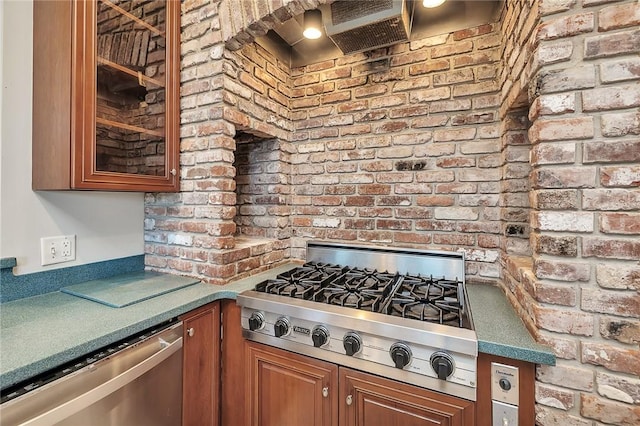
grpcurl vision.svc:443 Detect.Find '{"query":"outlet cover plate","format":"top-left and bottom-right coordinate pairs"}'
top-left (41, 235), bottom-right (76, 266)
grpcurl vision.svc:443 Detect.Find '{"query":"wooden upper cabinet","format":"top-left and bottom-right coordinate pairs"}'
top-left (32, 0), bottom-right (180, 191)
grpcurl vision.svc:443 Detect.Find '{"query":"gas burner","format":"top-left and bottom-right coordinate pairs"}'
top-left (314, 268), bottom-right (396, 311)
top-left (255, 262), bottom-right (348, 299)
top-left (386, 296), bottom-right (462, 326)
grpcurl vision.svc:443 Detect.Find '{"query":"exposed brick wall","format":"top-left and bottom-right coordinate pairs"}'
top-left (525, 0), bottom-right (640, 424)
top-left (285, 24), bottom-right (503, 281)
top-left (144, 0), bottom-right (640, 423)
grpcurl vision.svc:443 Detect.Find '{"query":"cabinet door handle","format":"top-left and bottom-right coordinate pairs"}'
top-left (187, 328), bottom-right (194, 337)
top-left (346, 394), bottom-right (353, 406)
top-left (322, 387), bottom-right (329, 398)
top-left (170, 168), bottom-right (177, 176)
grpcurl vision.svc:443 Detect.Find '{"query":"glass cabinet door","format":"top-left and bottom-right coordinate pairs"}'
top-left (74, 0), bottom-right (179, 191)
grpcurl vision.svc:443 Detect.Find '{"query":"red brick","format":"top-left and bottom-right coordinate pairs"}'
top-left (600, 317), bottom-right (640, 345)
top-left (529, 117), bottom-right (594, 142)
top-left (433, 233), bottom-right (475, 246)
top-left (601, 111), bottom-right (640, 137)
top-left (534, 282), bottom-right (577, 306)
top-left (600, 57), bottom-right (640, 83)
top-left (416, 195), bottom-right (454, 206)
top-left (394, 232), bottom-right (432, 245)
top-left (583, 237), bottom-right (640, 260)
top-left (534, 305), bottom-right (593, 336)
top-left (596, 264), bottom-right (640, 291)
top-left (538, 333), bottom-right (578, 360)
top-left (532, 167), bottom-right (596, 189)
top-left (536, 65), bottom-right (596, 94)
top-left (595, 371), bottom-right (640, 404)
top-left (601, 166), bottom-right (640, 187)
top-left (580, 394), bottom-right (640, 425)
top-left (582, 141), bottom-right (640, 163)
top-left (584, 29), bottom-right (640, 59)
top-left (534, 235), bottom-right (578, 256)
top-left (376, 219), bottom-right (412, 230)
top-left (600, 212), bottom-right (640, 235)
top-left (583, 84), bottom-right (640, 112)
top-left (344, 196), bottom-right (375, 207)
top-left (531, 142), bottom-right (576, 165)
top-left (409, 59), bottom-right (450, 76)
top-left (532, 189), bottom-right (579, 210)
top-left (453, 49), bottom-right (500, 68)
top-left (453, 24), bottom-right (493, 40)
top-left (395, 207), bottom-right (432, 219)
top-left (533, 211), bottom-right (594, 232)
top-left (431, 41), bottom-right (473, 58)
top-left (582, 189), bottom-right (640, 211)
top-left (535, 383), bottom-right (575, 410)
top-left (582, 288), bottom-right (640, 318)
top-left (598, 2), bottom-right (640, 31)
top-left (534, 259), bottom-right (590, 282)
top-left (536, 12), bottom-right (594, 40)
top-left (536, 40), bottom-right (574, 66)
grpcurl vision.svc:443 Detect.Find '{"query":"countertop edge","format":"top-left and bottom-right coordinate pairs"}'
top-left (1, 264), bottom-right (555, 389)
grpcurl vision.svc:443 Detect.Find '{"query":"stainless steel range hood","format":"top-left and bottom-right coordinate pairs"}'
top-left (323, 0), bottom-right (411, 55)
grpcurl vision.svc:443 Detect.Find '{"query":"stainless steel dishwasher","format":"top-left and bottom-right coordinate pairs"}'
top-left (0, 321), bottom-right (183, 426)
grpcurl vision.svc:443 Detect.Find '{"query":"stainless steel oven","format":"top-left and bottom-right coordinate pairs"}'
top-left (0, 321), bottom-right (183, 426)
top-left (237, 241), bottom-right (478, 401)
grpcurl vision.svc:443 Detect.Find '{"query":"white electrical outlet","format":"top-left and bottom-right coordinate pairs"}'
top-left (41, 235), bottom-right (76, 266)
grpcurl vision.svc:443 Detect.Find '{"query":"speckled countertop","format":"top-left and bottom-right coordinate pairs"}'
top-left (0, 263), bottom-right (553, 389)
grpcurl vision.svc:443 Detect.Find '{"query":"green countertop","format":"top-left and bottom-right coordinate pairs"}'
top-left (0, 263), bottom-right (553, 390)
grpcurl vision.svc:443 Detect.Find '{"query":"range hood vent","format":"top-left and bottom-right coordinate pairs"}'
top-left (324, 0), bottom-right (411, 55)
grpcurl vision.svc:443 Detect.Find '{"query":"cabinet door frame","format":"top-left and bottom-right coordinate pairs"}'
top-left (71, 0), bottom-right (180, 191)
top-left (246, 341), bottom-right (339, 426)
top-left (339, 367), bottom-right (475, 426)
top-left (181, 302), bottom-right (221, 426)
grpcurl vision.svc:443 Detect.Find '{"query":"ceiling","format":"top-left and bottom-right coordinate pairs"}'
top-left (255, 0), bottom-right (503, 68)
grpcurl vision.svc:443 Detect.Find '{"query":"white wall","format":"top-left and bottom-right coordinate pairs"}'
top-left (0, 0), bottom-right (144, 275)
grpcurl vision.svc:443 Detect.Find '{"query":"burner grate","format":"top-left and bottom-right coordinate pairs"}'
top-left (254, 262), bottom-right (469, 328)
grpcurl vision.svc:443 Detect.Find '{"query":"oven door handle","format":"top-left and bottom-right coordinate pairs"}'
top-left (18, 336), bottom-right (183, 426)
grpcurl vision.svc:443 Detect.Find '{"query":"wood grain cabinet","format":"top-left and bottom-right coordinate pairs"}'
top-left (32, 0), bottom-right (180, 191)
top-left (246, 342), bottom-right (339, 426)
top-left (340, 368), bottom-right (475, 426)
top-left (181, 302), bottom-right (221, 426)
top-left (243, 340), bottom-right (475, 426)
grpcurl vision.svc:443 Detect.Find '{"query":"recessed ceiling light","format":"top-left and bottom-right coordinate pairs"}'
top-left (423, 0), bottom-right (446, 8)
top-left (303, 9), bottom-right (322, 39)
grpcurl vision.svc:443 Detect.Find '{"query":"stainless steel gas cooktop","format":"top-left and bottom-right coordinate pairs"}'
top-left (237, 242), bottom-right (478, 401)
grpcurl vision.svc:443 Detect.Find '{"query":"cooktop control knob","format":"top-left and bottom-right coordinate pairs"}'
top-left (312, 326), bottom-right (330, 348)
top-left (343, 332), bottom-right (362, 356)
top-left (274, 317), bottom-right (290, 338)
top-left (430, 352), bottom-right (455, 380)
top-left (390, 343), bottom-right (412, 369)
top-left (248, 312), bottom-right (265, 331)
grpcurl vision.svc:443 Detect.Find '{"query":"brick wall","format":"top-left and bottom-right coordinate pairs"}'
top-left (501, 0), bottom-right (640, 424)
top-left (144, 0), bottom-right (640, 423)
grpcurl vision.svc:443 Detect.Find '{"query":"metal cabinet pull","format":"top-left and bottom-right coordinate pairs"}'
top-left (322, 387), bottom-right (329, 398)
top-left (346, 394), bottom-right (353, 406)
top-left (187, 328), bottom-right (194, 337)
top-left (170, 168), bottom-right (177, 176)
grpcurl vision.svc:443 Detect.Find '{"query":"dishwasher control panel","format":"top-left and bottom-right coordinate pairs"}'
top-left (491, 362), bottom-right (519, 426)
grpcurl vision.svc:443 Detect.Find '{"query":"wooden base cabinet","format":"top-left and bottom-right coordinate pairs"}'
top-left (181, 302), bottom-right (220, 426)
top-left (247, 342), bottom-right (339, 426)
top-left (340, 368), bottom-right (475, 426)
top-left (244, 341), bottom-right (475, 426)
